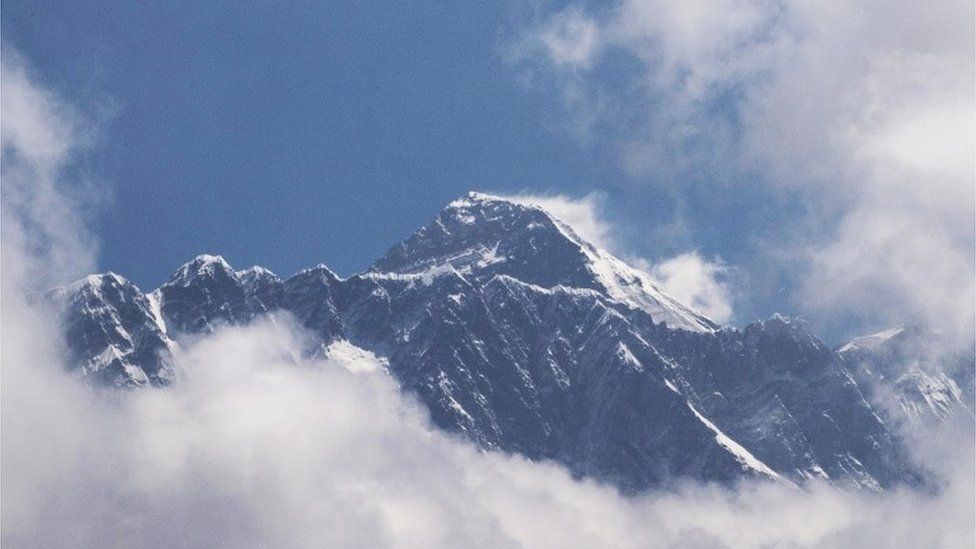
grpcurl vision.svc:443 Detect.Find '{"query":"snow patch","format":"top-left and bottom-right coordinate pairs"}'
top-left (686, 402), bottom-right (787, 483)
top-left (836, 327), bottom-right (905, 354)
top-left (323, 340), bottom-right (388, 373)
top-left (146, 290), bottom-right (167, 333)
top-left (169, 254), bottom-right (235, 287)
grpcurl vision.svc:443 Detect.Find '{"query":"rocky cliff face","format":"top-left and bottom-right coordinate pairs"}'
top-left (49, 273), bottom-right (177, 388)
top-left (50, 192), bottom-right (936, 492)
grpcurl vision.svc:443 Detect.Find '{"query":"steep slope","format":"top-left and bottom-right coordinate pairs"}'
top-left (51, 192), bottom-right (925, 492)
top-left (665, 316), bottom-right (915, 490)
top-left (50, 273), bottom-right (178, 387)
top-left (155, 254), bottom-right (280, 334)
top-left (335, 270), bottom-right (769, 489)
top-left (372, 193), bottom-right (717, 333)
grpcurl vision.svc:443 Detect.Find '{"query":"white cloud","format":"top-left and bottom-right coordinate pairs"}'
top-left (535, 8), bottom-right (602, 69)
top-left (1, 46), bottom-right (99, 288)
top-left (3, 312), bottom-right (973, 548)
top-left (502, 191), bottom-right (615, 250)
top-left (650, 252), bottom-right (734, 323)
top-left (511, 1), bottom-right (975, 342)
top-left (612, 0), bottom-right (780, 101)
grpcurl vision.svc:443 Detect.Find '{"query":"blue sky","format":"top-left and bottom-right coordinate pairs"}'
top-left (3, 1), bottom-right (973, 343)
top-left (1, 2), bottom-right (618, 280)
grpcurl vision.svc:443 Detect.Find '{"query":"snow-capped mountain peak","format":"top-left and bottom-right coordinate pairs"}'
top-left (167, 254), bottom-right (236, 287)
top-left (50, 271), bottom-right (178, 388)
top-left (372, 191), bottom-right (716, 332)
top-left (52, 271), bottom-right (130, 298)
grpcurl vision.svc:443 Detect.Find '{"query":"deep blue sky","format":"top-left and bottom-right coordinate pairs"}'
top-left (2, 2), bottom-right (810, 331)
top-left (3, 3), bottom-right (609, 279)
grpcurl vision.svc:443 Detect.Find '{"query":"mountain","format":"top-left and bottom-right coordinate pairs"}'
top-left (372, 192), bottom-right (717, 332)
top-left (49, 273), bottom-right (177, 387)
top-left (50, 192), bottom-right (927, 492)
top-left (836, 326), bottom-right (974, 424)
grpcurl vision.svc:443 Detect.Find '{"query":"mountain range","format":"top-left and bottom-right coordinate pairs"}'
top-left (49, 192), bottom-right (972, 492)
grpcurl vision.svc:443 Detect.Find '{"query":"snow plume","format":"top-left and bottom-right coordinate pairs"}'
top-left (3, 47), bottom-right (974, 549)
top-left (503, 192), bottom-right (734, 322)
top-left (502, 191), bottom-right (616, 250)
top-left (511, 1), bottom-right (975, 345)
top-left (649, 252), bottom-right (733, 324)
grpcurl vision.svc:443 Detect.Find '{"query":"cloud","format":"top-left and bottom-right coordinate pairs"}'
top-left (1, 45), bottom-right (100, 288)
top-left (530, 8), bottom-right (602, 69)
top-left (650, 252), bottom-right (733, 323)
top-left (510, 1), bottom-right (976, 342)
top-left (502, 191), bottom-right (616, 250)
top-left (2, 311), bottom-right (973, 548)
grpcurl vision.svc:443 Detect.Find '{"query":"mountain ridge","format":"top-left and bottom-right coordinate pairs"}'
top-left (50, 191), bottom-right (957, 492)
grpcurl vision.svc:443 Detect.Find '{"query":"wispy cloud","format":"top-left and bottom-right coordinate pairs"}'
top-left (501, 191), bottom-right (616, 250)
top-left (649, 252), bottom-right (733, 323)
top-left (524, 8), bottom-right (602, 69)
top-left (509, 1), bottom-right (975, 342)
top-left (1, 45), bottom-right (101, 289)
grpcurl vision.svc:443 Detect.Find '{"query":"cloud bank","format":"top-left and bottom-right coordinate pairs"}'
top-left (4, 313), bottom-right (974, 549)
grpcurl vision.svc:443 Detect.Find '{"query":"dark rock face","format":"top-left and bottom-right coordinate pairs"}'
top-left (372, 194), bottom-right (600, 291)
top-left (49, 273), bottom-right (177, 388)
top-left (50, 192), bottom-right (935, 492)
top-left (156, 255), bottom-right (278, 334)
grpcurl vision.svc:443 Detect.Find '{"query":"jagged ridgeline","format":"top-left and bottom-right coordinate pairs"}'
top-left (50, 192), bottom-right (970, 493)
